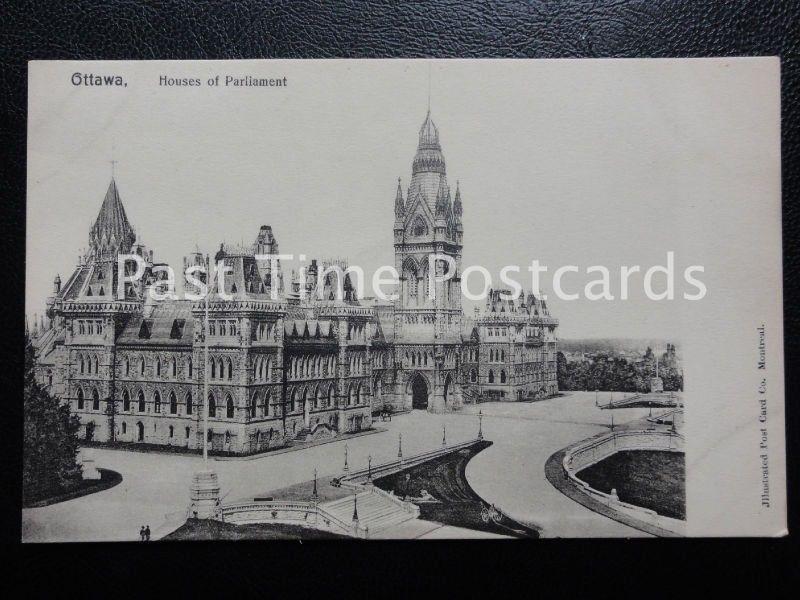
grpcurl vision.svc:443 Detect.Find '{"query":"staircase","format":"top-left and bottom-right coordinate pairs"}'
top-left (319, 488), bottom-right (416, 535)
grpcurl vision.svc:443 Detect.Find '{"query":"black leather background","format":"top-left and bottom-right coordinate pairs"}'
top-left (1, 0), bottom-right (797, 561)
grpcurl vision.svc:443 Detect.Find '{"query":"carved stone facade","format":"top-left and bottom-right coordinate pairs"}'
top-left (32, 110), bottom-right (559, 454)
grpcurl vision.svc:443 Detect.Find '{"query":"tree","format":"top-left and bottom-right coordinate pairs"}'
top-left (556, 351), bottom-right (568, 389)
top-left (23, 333), bottom-right (82, 504)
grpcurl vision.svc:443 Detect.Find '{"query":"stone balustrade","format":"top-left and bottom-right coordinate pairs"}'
top-left (562, 429), bottom-right (685, 536)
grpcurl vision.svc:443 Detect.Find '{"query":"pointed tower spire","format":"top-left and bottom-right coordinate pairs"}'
top-left (454, 180), bottom-right (463, 217)
top-left (394, 177), bottom-right (405, 218)
top-left (89, 178), bottom-right (136, 258)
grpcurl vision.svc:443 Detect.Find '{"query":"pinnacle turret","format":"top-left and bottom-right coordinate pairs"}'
top-left (394, 178), bottom-right (405, 218)
top-left (454, 180), bottom-right (463, 217)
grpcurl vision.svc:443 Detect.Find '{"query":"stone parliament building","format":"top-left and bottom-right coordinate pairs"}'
top-left (32, 111), bottom-right (559, 455)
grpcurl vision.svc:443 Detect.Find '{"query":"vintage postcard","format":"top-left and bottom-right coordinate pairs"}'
top-left (23, 58), bottom-right (785, 540)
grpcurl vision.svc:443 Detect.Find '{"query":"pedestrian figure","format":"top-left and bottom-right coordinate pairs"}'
top-left (139, 526), bottom-right (145, 541)
top-left (145, 525), bottom-right (151, 541)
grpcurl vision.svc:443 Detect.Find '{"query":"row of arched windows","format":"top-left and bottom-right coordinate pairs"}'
top-left (76, 387), bottom-right (100, 410)
top-left (486, 327), bottom-right (508, 337)
top-left (405, 349), bottom-right (432, 367)
top-left (119, 389), bottom-right (192, 415)
top-left (252, 356), bottom-right (274, 381)
top-left (487, 369), bottom-right (507, 384)
top-left (349, 354), bottom-right (365, 375)
top-left (488, 348), bottom-right (506, 362)
top-left (290, 355), bottom-right (335, 380)
top-left (373, 350), bottom-right (390, 369)
top-left (123, 355), bottom-right (193, 379)
top-left (289, 384), bottom-right (337, 412)
top-left (210, 356), bottom-right (234, 380)
top-left (77, 353), bottom-right (100, 375)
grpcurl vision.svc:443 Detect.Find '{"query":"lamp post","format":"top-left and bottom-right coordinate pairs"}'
top-left (478, 410), bottom-right (483, 440)
top-left (343, 443), bottom-right (349, 474)
top-left (367, 454), bottom-right (372, 482)
top-left (398, 432), bottom-right (403, 463)
top-left (442, 424), bottom-right (447, 447)
top-left (312, 467), bottom-right (318, 501)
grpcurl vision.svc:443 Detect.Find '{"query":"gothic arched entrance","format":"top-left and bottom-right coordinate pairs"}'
top-left (136, 421), bottom-right (144, 442)
top-left (410, 373), bottom-right (428, 410)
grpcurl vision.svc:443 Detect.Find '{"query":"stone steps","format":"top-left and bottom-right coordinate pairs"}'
top-left (320, 489), bottom-right (414, 533)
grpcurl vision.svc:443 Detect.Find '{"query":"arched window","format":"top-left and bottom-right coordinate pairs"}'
top-left (208, 393), bottom-right (216, 418)
top-left (357, 383), bottom-right (364, 404)
top-left (254, 359), bottom-right (260, 380)
top-left (348, 385), bottom-right (356, 406)
top-left (187, 358), bottom-right (193, 378)
top-left (262, 392), bottom-right (270, 417)
top-left (488, 370), bottom-right (495, 384)
top-left (125, 357), bottom-right (130, 376)
top-left (138, 390), bottom-right (145, 412)
top-left (77, 388), bottom-right (84, 410)
top-left (501, 350), bottom-right (505, 362)
top-left (79, 355), bottom-right (85, 374)
top-left (154, 391), bottom-right (161, 413)
top-left (185, 426), bottom-right (190, 439)
top-left (291, 389), bottom-right (298, 412)
top-left (169, 425), bottom-right (174, 438)
top-left (226, 395), bottom-right (234, 418)
top-left (94, 356), bottom-right (99, 374)
top-left (500, 370), bottom-right (507, 383)
top-left (211, 359), bottom-right (216, 379)
top-left (122, 422), bottom-right (127, 434)
top-left (250, 393), bottom-right (258, 418)
top-left (92, 388), bottom-right (100, 410)
top-left (267, 358), bottom-right (273, 381)
top-left (171, 357), bottom-right (177, 377)
top-left (470, 369), bottom-right (477, 383)
top-left (411, 216), bottom-right (427, 237)
top-left (313, 386), bottom-right (320, 409)
top-left (226, 358), bottom-right (233, 380)
top-left (122, 389), bottom-right (130, 412)
top-left (169, 391), bottom-right (177, 414)
top-left (328, 385), bottom-right (335, 408)
top-left (140, 356), bottom-right (146, 376)
top-left (156, 358), bottom-right (162, 377)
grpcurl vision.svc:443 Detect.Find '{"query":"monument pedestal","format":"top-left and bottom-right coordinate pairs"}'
top-left (80, 448), bottom-right (101, 480)
top-left (189, 469), bottom-right (221, 520)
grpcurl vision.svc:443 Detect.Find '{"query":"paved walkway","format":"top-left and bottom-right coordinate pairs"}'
top-left (23, 391), bottom-right (654, 541)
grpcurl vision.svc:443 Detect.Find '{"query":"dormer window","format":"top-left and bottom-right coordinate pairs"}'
top-left (170, 319), bottom-right (186, 339)
top-left (138, 320), bottom-right (152, 339)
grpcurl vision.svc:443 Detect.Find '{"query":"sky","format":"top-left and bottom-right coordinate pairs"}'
top-left (26, 59), bottom-right (780, 339)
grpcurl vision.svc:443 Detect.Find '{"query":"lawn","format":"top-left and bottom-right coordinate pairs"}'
top-left (23, 469), bottom-right (122, 508)
top-left (576, 450), bottom-right (685, 520)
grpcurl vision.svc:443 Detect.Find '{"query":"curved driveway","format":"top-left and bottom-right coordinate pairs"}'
top-left (23, 391), bottom-right (650, 541)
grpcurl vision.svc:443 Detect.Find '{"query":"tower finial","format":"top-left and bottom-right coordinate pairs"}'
top-left (427, 62), bottom-right (431, 114)
top-left (110, 142), bottom-right (118, 178)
